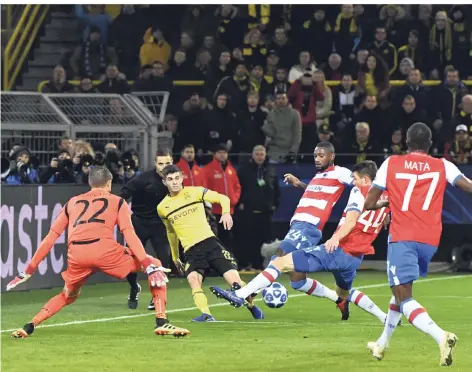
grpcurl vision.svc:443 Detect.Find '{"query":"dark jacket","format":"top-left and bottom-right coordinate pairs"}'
top-left (341, 137), bottom-right (383, 166)
top-left (390, 108), bottom-right (429, 135)
top-left (370, 40), bottom-right (398, 76)
top-left (214, 75), bottom-right (252, 112)
top-left (287, 81), bottom-right (324, 126)
top-left (237, 159), bottom-right (280, 213)
top-left (236, 107), bottom-right (267, 153)
top-left (204, 106), bottom-right (237, 152)
top-left (393, 84), bottom-right (429, 113)
top-left (352, 106), bottom-right (385, 139)
top-left (97, 78), bottom-right (130, 94)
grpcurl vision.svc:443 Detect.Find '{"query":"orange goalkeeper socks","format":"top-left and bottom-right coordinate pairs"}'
top-left (149, 283), bottom-right (167, 320)
top-left (32, 291), bottom-right (78, 326)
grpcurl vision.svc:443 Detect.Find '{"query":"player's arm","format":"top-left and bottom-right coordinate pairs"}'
top-left (284, 173), bottom-right (307, 190)
top-left (201, 188), bottom-right (233, 230)
top-left (118, 173), bottom-right (143, 200)
top-left (443, 158), bottom-right (472, 194)
top-left (7, 204), bottom-right (69, 290)
top-left (161, 217), bottom-right (184, 274)
top-left (365, 158), bottom-right (389, 210)
top-left (455, 176), bottom-right (472, 194)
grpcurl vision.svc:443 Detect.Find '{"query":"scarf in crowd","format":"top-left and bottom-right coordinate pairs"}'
top-left (450, 139), bottom-right (471, 164)
top-left (83, 41), bottom-right (106, 78)
top-left (356, 139), bottom-right (369, 163)
top-left (233, 74), bottom-right (250, 92)
top-left (334, 12), bottom-right (358, 33)
top-left (429, 13), bottom-right (453, 62)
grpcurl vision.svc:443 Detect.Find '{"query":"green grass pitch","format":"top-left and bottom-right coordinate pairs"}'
top-left (1, 272), bottom-right (471, 372)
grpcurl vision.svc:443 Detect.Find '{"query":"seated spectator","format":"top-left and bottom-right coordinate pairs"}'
top-left (262, 93), bottom-right (302, 163)
top-left (332, 73), bottom-right (363, 132)
top-left (74, 77), bottom-right (99, 93)
top-left (194, 49), bottom-right (213, 79)
top-left (392, 57), bottom-right (415, 80)
top-left (261, 94), bottom-right (275, 114)
top-left (370, 25), bottom-right (398, 76)
top-left (181, 6), bottom-right (219, 47)
top-left (313, 70), bottom-right (332, 127)
top-left (378, 5), bottom-right (407, 47)
top-left (450, 95), bottom-right (472, 139)
top-left (5, 145), bottom-right (39, 185)
top-left (288, 50), bottom-right (317, 83)
top-left (236, 91), bottom-right (267, 160)
top-left (132, 64), bottom-right (157, 91)
top-left (428, 11), bottom-right (454, 78)
top-left (70, 27), bottom-right (118, 80)
top-left (151, 62), bottom-right (174, 91)
top-left (398, 29), bottom-right (425, 72)
top-left (216, 5), bottom-right (245, 51)
top-left (200, 35), bottom-right (221, 58)
top-left (139, 27), bottom-right (171, 70)
top-left (457, 30), bottom-right (472, 80)
top-left (352, 95), bottom-right (384, 140)
top-left (97, 64), bottom-right (130, 94)
top-left (167, 49), bottom-right (203, 81)
top-left (41, 150), bottom-right (76, 184)
top-left (41, 65), bottom-right (75, 93)
top-left (272, 67), bottom-right (290, 96)
top-left (317, 123), bottom-right (334, 145)
top-left (342, 122), bottom-right (382, 166)
top-left (265, 50), bottom-right (279, 82)
top-left (390, 95), bottom-right (429, 135)
top-left (178, 31), bottom-right (198, 65)
top-left (383, 127), bottom-right (407, 158)
top-left (214, 63), bottom-right (251, 112)
top-left (211, 50), bottom-right (233, 85)
top-left (267, 26), bottom-right (297, 68)
top-left (333, 4), bottom-right (359, 61)
top-left (205, 93), bottom-right (236, 153)
top-left (350, 49), bottom-right (369, 79)
top-left (443, 125), bottom-right (472, 165)
top-left (176, 93), bottom-right (209, 153)
top-left (75, 5), bottom-right (111, 43)
top-left (241, 28), bottom-right (267, 68)
top-left (323, 53), bottom-right (343, 81)
top-left (300, 7), bottom-right (333, 64)
top-left (393, 68), bottom-right (428, 112)
top-left (357, 53), bottom-right (390, 105)
top-left (249, 65), bottom-right (272, 100)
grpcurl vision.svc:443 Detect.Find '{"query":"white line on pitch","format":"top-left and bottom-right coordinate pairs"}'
top-left (1, 275), bottom-right (469, 333)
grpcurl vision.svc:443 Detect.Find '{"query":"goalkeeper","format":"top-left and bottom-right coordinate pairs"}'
top-left (158, 165), bottom-right (264, 322)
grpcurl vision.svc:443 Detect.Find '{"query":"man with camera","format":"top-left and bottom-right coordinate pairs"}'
top-left (40, 150), bottom-right (76, 184)
top-left (119, 148), bottom-right (173, 310)
top-left (5, 146), bottom-right (40, 185)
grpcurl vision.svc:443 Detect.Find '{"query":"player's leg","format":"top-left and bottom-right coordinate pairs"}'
top-left (187, 270), bottom-right (215, 322)
top-left (344, 285), bottom-right (387, 323)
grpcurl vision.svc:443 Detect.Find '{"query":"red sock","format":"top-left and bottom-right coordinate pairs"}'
top-left (149, 282), bottom-right (167, 320)
top-left (32, 291), bottom-right (78, 326)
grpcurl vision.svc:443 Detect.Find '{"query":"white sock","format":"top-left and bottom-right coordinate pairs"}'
top-left (291, 278), bottom-right (339, 302)
top-left (235, 265), bottom-right (280, 299)
top-left (348, 289), bottom-right (387, 323)
top-left (377, 296), bottom-right (402, 347)
top-left (401, 298), bottom-right (445, 345)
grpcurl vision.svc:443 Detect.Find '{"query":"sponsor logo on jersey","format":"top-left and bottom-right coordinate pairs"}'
top-left (168, 206), bottom-right (199, 224)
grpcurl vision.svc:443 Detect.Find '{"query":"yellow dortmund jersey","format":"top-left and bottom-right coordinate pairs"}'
top-left (157, 187), bottom-right (230, 261)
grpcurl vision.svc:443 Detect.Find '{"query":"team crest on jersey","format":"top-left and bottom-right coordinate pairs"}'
top-left (214, 173), bottom-right (222, 179)
top-left (184, 192), bottom-right (191, 200)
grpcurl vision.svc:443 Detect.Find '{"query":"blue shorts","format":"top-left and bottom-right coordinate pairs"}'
top-left (279, 221), bottom-right (322, 254)
top-left (387, 241), bottom-right (437, 287)
top-left (291, 245), bottom-right (363, 290)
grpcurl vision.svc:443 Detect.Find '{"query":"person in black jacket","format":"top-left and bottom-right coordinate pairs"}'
top-left (204, 93), bottom-right (237, 153)
top-left (97, 64), bottom-right (130, 94)
top-left (119, 148), bottom-right (173, 311)
top-left (236, 145), bottom-right (279, 270)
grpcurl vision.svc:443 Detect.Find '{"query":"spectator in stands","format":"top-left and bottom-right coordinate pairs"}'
top-left (350, 49), bottom-right (369, 79)
top-left (398, 30), bottom-right (424, 72)
top-left (202, 144), bottom-right (241, 250)
top-left (205, 94), bottom-right (236, 154)
top-left (323, 53), bottom-right (343, 81)
top-left (249, 65), bottom-right (272, 100)
top-left (353, 5), bottom-right (374, 46)
top-left (216, 5), bottom-right (245, 51)
top-left (262, 92), bottom-right (302, 163)
top-left (288, 71), bottom-right (324, 161)
top-left (352, 95), bottom-right (384, 141)
top-left (214, 63), bottom-right (251, 112)
top-left (176, 144), bottom-right (206, 186)
top-left (5, 145), bottom-right (40, 185)
top-left (75, 154), bottom-right (93, 184)
top-left (200, 35), bottom-right (221, 58)
top-left (444, 125), bottom-right (472, 165)
top-left (236, 91), bottom-right (267, 162)
top-left (392, 57), bottom-right (415, 80)
top-left (241, 28), bottom-right (267, 68)
top-left (41, 150), bottom-right (76, 184)
top-left (157, 114), bottom-right (178, 152)
top-left (236, 145), bottom-right (279, 270)
top-left (300, 7), bottom-right (333, 65)
top-left (313, 70), bottom-right (332, 128)
top-left (151, 62), bottom-right (174, 91)
top-left (261, 94), bottom-right (275, 114)
top-left (58, 136), bottom-right (74, 156)
top-left (121, 149), bottom-right (141, 174)
top-left (75, 5), bottom-right (111, 43)
top-left (265, 50), bottom-right (279, 82)
top-left (428, 11), bottom-right (454, 77)
top-left (393, 68), bottom-right (428, 113)
top-left (273, 67), bottom-right (290, 96)
top-left (357, 53), bottom-right (390, 106)
top-left (176, 93), bottom-right (209, 154)
top-left (70, 27), bottom-right (118, 80)
top-left (210, 50), bottom-right (233, 90)
top-left (73, 140), bottom-right (95, 166)
top-left (333, 4), bottom-right (359, 61)
top-left (267, 26), bottom-right (297, 68)
top-left (97, 64), bottom-right (130, 94)
top-left (332, 73), bottom-right (363, 132)
top-left (390, 95), bottom-right (429, 134)
top-left (75, 77), bottom-right (99, 93)
top-left (412, 5), bottom-right (433, 48)
top-left (383, 127), bottom-right (407, 158)
top-left (41, 65), bottom-right (75, 93)
top-left (449, 95), bottom-right (472, 142)
top-left (178, 31), bottom-right (198, 65)
top-left (342, 122), bottom-right (381, 166)
top-left (370, 25), bottom-right (398, 76)
top-left (139, 27), bottom-right (171, 70)
top-left (132, 64), bottom-right (156, 91)
top-left (379, 5), bottom-right (407, 47)
top-left (167, 49), bottom-right (202, 81)
top-left (450, 6), bottom-right (468, 58)
top-left (430, 68), bottom-right (464, 139)
top-left (317, 123), bottom-right (334, 144)
top-left (194, 49), bottom-right (213, 79)
top-left (288, 50), bottom-right (317, 83)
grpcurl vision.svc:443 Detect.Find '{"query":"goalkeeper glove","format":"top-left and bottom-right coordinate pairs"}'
top-left (6, 271), bottom-right (32, 291)
top-left (145, 265), bottom-right (170, 288)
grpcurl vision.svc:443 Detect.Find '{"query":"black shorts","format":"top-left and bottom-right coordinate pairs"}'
top-left (184, 237), bottom-right (238, 278)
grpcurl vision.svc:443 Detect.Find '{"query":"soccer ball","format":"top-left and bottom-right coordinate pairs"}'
top-left (262, 282), bottom-right (288, 308)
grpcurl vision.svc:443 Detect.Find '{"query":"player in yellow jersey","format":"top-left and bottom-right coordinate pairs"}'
top-left (158, 165), bottom-right (264, 322)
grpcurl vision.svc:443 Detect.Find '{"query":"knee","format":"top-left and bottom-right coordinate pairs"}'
top-left (187, 272), bottom-right (202, 288)
top-left (62, 286), bottom-right (80, 305)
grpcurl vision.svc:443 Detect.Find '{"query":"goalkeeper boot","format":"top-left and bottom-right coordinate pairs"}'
top-left (11, 322), bottom-right (34, 339)
top-left (127, 283), bottom-right (141, 310)
top-left (192, 313), bottom-right (216, 322)
top-left (210, 286), bottom-right (245, 308)
top-left (439, 332), bottom-right (458, 366)
top-left (336, 299), bottom-right (350, 321)
top-left (154, 318), bottom-right (190, 337)
top-left (367, 341), bottom-right (386, 361)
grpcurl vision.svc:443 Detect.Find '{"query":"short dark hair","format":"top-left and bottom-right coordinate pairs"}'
top-left (316, 141), bottom-right (335, 153)
top-left (406, 122), bottom-right (432, 152)
top-left (88, 166), bottom-right (112, 187)
top-left (182, 144), bottom-right (194, 151)
top-left (352, 160), bottom-right (378, 181)
top-left (156, 148), bottom-right (172, 157)
top-left (162, 164), bottom-right (181, 178)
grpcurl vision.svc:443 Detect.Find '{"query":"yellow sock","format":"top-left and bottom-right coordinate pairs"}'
top-left (192, 288), bottom-right (211, 315)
